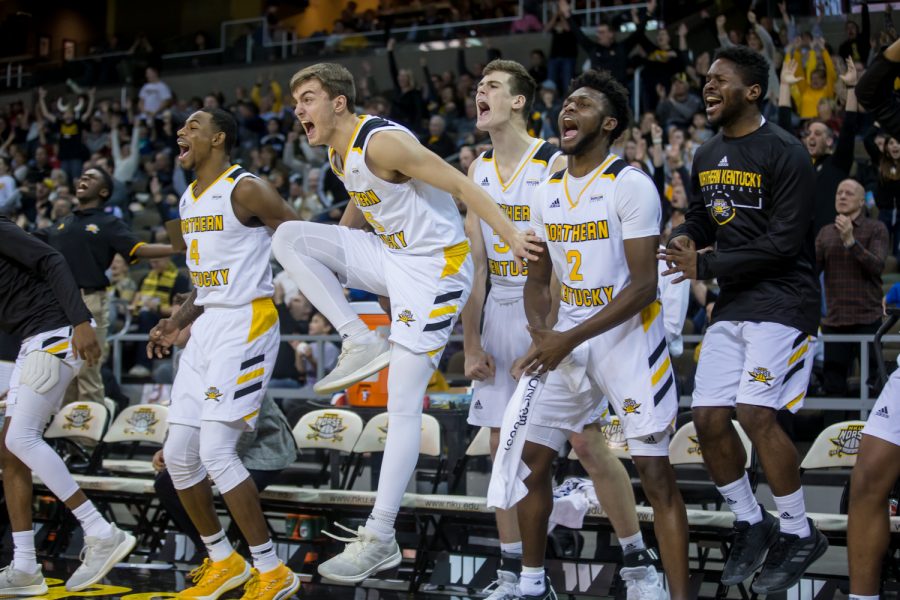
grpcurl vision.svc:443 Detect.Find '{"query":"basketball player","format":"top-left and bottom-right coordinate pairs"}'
top-left (146, 108), bottom-right (300, 600)
top-left (662, 46), bottom-right (826, 593)
top-left (272, 63), bottom-right (540, 583)
top-left (0, 217), bottom-right (135, 596)
top-left (511, 69), bottom-right (687, 600)
top-left (847, 371), bottom-right (900, 600)
top-left (462, 60), bottom-right (688, 600)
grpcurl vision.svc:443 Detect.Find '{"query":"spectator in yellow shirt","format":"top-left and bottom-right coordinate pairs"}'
top-left (787, 39), bottom-right (836, 119)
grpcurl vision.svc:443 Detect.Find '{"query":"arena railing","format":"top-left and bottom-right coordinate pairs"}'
top-left (109, 331), bottom-right (899, 417)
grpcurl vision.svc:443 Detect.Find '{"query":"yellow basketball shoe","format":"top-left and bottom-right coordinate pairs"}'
top-left (179, 551), bottom-right (251, 599)
top-left (240, 563), bottom-right (300, 600)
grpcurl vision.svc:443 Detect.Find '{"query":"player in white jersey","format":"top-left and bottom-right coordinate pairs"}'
top-left (146, 108), bottom-right (300, 600)
top-left (508, 70), bottom-right (690, 600)
top-left (848, 366), bottom-right (900, 599)
top-left (271, 63), bottom-right (540, 583)
top-left (460, 59), bottom-right (676, 600)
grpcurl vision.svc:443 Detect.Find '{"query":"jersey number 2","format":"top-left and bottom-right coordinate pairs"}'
top-left (566, 250), bottom-right (583, 281)
top-left (189, 239), bottom-right (200, 266)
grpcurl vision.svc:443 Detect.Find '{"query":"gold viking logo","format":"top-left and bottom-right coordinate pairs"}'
top-left (307, 413), bottom-right (348, 442)
top-left (63, 405), bottom-right (93, 430)
top-left (829, 424), bottom-right (863, 458)
top-left (125, 407), bottom-right (159, 435)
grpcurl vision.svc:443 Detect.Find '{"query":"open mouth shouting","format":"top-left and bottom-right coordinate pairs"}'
top-left (705, 95), bottom-right (723, 119)
top-left (300, 120), bottom-right (317, 142)
top-left (475, 99), bottom-right (491, 125)
top-left (561, 116), bottom-right (579, 142)
top-left (177, 137), bottom-right (192, 164)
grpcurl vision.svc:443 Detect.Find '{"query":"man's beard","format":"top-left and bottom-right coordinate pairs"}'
top-left (562, 125), bottom-right (603, 156)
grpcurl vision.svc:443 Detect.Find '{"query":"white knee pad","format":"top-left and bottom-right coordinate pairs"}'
top-left (525, 423), bottom-right (568, 453)
top-left (198, 421), bottom-right (250, 494)
top-left (21, 351), bottom-right (62, 395)
top-left (164, 425), bottom-right (207, 491)
top-left (198, 443), bottom-right (249, 494)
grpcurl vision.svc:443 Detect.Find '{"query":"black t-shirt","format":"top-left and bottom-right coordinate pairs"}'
top-left (672, 120), bottom-right (821, 335)
top-left (55, 120), bottom-right (88, 161)
top-left (41, 207), bottom-right (143, 290)
top-left (0, 217), bottom-right (92, 339)
top-left (272, 303), bottom-right (308, 380)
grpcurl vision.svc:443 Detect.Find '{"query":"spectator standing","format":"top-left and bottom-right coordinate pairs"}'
top-left (864, 132), bottom-right (900, 259)
top-left (544, 6), bottom-right (578, 93)
top-left (41, 167), bottom-right (174, 401)
top-left (786, 39), bottom-right (837, 120)
top-left (422, 115), bottom-right (456, 158)
top-left (37, 87), bottom-right (95, 186)
top-left (838, 3), bottom-right (870, 65)
top-left (815, 179), bottom-right (888, 397)
top-left (138, 67), bottom-right (172, 122)
top-left (857, 36), bottom-right (900, 139)
top-left (0, 157), bottom-right (19, 216)
top-left (656, 72), bottom-right (703, 130)
top-left (561, 0), bottom-right (638, 84)
top-left (386, 38), bottom-right (428, 134)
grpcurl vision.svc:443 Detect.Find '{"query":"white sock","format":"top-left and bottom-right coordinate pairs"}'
top-left (520, 566), bottom-right (545, 596)
top-left (12, 530), bottom-right (39, 574)
top-left (717, 475), bottom-right (763, 525)
top-left (71, 501), bottom-right (113, 539)
top-left (366, 507), bottom-right (398, 540)
top-left (849, 595), bottom-right (879, 600)
top-left (500, 541), bottom-right (523, 556)
top-left (773, 488), bottom-right (811, 538)
top-left (200, 530), bottom-right (233, 563)
top-left (249, 540), bottom-right (281, 574)
top-left (339, 319), bottom-right (374, 342)
top-left (618, 531), bottom-right (646, 556)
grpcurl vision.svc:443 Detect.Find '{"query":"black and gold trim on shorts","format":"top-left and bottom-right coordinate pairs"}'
top-left (649, 337), bottom-right (674, 405)
top-left (41, 329), bottom-right (72, 359)
top-left (424, 289), bottom-right (464, 332)
top-left (234, 353), bottom-right (266, 399)
top-left (782, 332), bottom-right (813, 410)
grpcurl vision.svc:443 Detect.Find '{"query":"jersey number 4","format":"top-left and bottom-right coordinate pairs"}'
top-left (566, 250), bottom-right (583, 281)
top-left (189, 239), bottom-right (200, 266)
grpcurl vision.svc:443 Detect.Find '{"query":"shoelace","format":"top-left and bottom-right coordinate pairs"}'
top-left (481, 576), bottom-right (515, 596)
top-left (322, 522), bottom-right (372, 559)
top-left (187, 559), bottom-right (213, 584)
top-left (243, 570), bottom-right (261, 597)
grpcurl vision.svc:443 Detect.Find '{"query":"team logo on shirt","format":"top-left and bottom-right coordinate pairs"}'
top-left (85, 223), bottom-right (100, 234)
top-left (396, 309), bottom-right (416, 327)
top-left (710, 197), bottom-right (735, 225)
top-left (204, 386), bottom-right (223, 401)
top-left (307, 413), bottom-right (348, 442)
top-left (63, 404), bottom-right (93, 430)
top-left (829, 423), bottom-right (863, 458)
top-left (747, 367), bottom-right (775, 386)
top-left (526, 178), bottom-right (540, 187)
top-left (622, 398), bottom-right (641, 414)
top-left (589, 194), bottom-right (604, 203)
top-left (125, 407), bottom-right (160, 435)
top-left (57, 223), bottom-right (65, 230)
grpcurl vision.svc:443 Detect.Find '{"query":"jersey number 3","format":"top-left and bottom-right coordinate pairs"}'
top-left (566, 250), bottom-right (583, 281)
top-left (189, 239), bottom-right (200, 266)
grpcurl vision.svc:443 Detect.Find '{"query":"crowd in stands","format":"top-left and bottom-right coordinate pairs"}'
top-left (2, 0), bottom-right (899, 415)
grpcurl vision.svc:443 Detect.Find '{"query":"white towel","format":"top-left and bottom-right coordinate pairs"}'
top-left (549, 477), bottom-right (600, 531)
top-left (487, 373), bottom-right (545, 510)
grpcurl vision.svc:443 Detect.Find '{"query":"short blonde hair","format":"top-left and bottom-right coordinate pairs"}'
top-left (290, 63), bottom-right (356, 110)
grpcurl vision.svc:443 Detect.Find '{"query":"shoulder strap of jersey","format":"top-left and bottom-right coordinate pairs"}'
top-left (351, 116), bottom-right (393, 152)
top-left (483, 148), bottom-right (494, 160)
top-left (225, 165), bottom-right (256, 183)
top-left (533, 141), bottom-right (560, 166)
top-left (548, 168), bottom-right (566, 182)
top-left (602, 158), bottom-right (629, 179)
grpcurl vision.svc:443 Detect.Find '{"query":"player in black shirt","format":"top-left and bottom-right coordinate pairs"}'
top-left (0, 219), bottom-right (136, 594)
top-left (662, 46), bottom-right (827, 593)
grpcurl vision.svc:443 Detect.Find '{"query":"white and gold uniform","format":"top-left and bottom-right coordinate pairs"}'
top-left (169, 165), bottom-right (278, 429)
top-left (468, 139), bottom-right (561, 427)
top-left (528, 155), bottom-right (677, 455)
top-left (324, 115), bottom-right (473, 359)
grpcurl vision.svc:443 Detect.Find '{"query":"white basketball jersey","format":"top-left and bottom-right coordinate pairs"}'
top-left (328, 115), bottom-right (467, 256)
top-left (531, 154), bottom-right (661, 327)
top-left (178, 165), bottom-right (274, 307)
top-left (472, 138), bottom-right (561, 287)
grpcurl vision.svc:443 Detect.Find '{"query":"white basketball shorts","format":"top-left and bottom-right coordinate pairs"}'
top-left (864, 369), bottom-right (900, 447)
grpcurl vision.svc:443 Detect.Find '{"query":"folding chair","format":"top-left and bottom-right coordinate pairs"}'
top-left (292, 408), bottom-right (364, 488)
top-left (800, 420), bottom-right (866, 514)
top-left (44, 401), bottom-right (110, 472)
top-left (101, 404), bottom-right (169, 477)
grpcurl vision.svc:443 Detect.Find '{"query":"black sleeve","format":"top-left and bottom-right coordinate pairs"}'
top-left (388, 49), bottom-right (401, 93)
top-left (567, 14), bottom-right (599, 53)
top-left (863, 127), bottom-right (883, 164)
top-left (832, 110), bottom-right (859, 173)
top-left (697, 144), bottom-right (815, 279)
top-left (456, 47), bottom-right (475, 79)
top-left (670, 165), bottom-right (716, 248)
top-left (0, 221), bottom-right (92, 326)
top-left (857, 53), bottom-right (900, 140)
top-left (107, 218), bottom-right (144, 264)
top-left (777, 105), bottom-right (794, 132)
top-left (861, 2), bottom-right (871, 64)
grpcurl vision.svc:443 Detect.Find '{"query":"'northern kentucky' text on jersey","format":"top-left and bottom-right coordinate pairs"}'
top-left (178, 165), bottom-right (274, 306)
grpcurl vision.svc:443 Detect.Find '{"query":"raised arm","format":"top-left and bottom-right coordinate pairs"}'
top-left (36, 88), bottom-right (57, 123)
top-left (857, 38), bottom-right (900, 138)
top-left (366, 131), bottom-right (542, 264)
